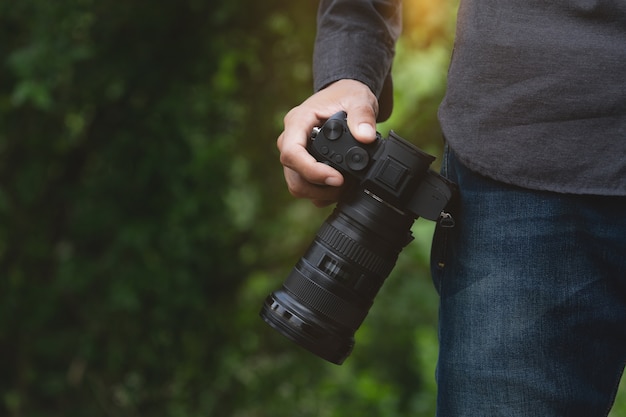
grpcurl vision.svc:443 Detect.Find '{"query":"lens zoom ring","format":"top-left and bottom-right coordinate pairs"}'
top-left (284, 271), bottom-right (365, 329)
top-left (317, 223), bottom-right (393, 276)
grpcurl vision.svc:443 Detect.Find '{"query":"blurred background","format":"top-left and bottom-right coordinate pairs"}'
top-left (1, 0), bottom-right (624, 416)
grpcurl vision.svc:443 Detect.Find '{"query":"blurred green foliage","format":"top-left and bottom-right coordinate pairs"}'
top-left (1, 0), bottom-right (624, 416)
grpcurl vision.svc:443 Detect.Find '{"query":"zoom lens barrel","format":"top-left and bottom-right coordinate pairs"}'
top-left (260, 188), bottom-right (414, 364)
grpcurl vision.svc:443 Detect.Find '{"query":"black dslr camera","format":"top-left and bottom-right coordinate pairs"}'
top-left (260, 111), bottom-right (454, 364)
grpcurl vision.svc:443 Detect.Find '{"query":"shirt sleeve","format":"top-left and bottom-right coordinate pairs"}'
top-left (313, 0), bottom-right (402, 121)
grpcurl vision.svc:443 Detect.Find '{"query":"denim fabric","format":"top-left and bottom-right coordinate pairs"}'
top-left (431, 148), bottom-right (626, 416)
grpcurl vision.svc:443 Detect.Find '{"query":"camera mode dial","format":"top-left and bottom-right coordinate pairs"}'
top-left (322, 119), bottom-right (344, 141)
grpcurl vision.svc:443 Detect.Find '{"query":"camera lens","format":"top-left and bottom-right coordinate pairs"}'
top-left (260, 189), bottom-right (414, 364)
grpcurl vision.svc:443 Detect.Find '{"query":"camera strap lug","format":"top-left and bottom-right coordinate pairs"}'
top-left (438, 211), bottom-right (455, 228)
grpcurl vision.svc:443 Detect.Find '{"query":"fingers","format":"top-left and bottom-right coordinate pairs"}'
top-left (277, 79), bottom-right (379, 204)
top-left (278, 130), bottom-right (344, 205)
top-left (277, 129), bottom-right (343, 188)
top-left (282, 166), bottom-right (342, 206)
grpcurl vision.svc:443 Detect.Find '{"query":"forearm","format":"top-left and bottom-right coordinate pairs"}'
top-left (313, 0), bottom-right (401, 120)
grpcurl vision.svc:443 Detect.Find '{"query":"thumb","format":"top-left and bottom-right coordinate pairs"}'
top-left (345, 106), bottom-right (378, 144)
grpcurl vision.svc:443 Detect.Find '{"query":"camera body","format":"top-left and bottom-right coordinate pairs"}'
top-left (308, 111), bottom-right (453, 221)
top-left (260, 111), bottom-right (455, 364)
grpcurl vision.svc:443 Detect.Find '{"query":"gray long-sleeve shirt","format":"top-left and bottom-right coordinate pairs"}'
top-left (313, 0), bottom-right (626, 195)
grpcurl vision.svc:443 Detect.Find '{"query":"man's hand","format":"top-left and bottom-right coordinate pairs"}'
top-left (277, 79), bottom-right (379, 206)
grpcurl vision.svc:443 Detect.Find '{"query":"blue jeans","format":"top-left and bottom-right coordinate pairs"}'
top-left (430, 148), bottom-right (626, 416)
